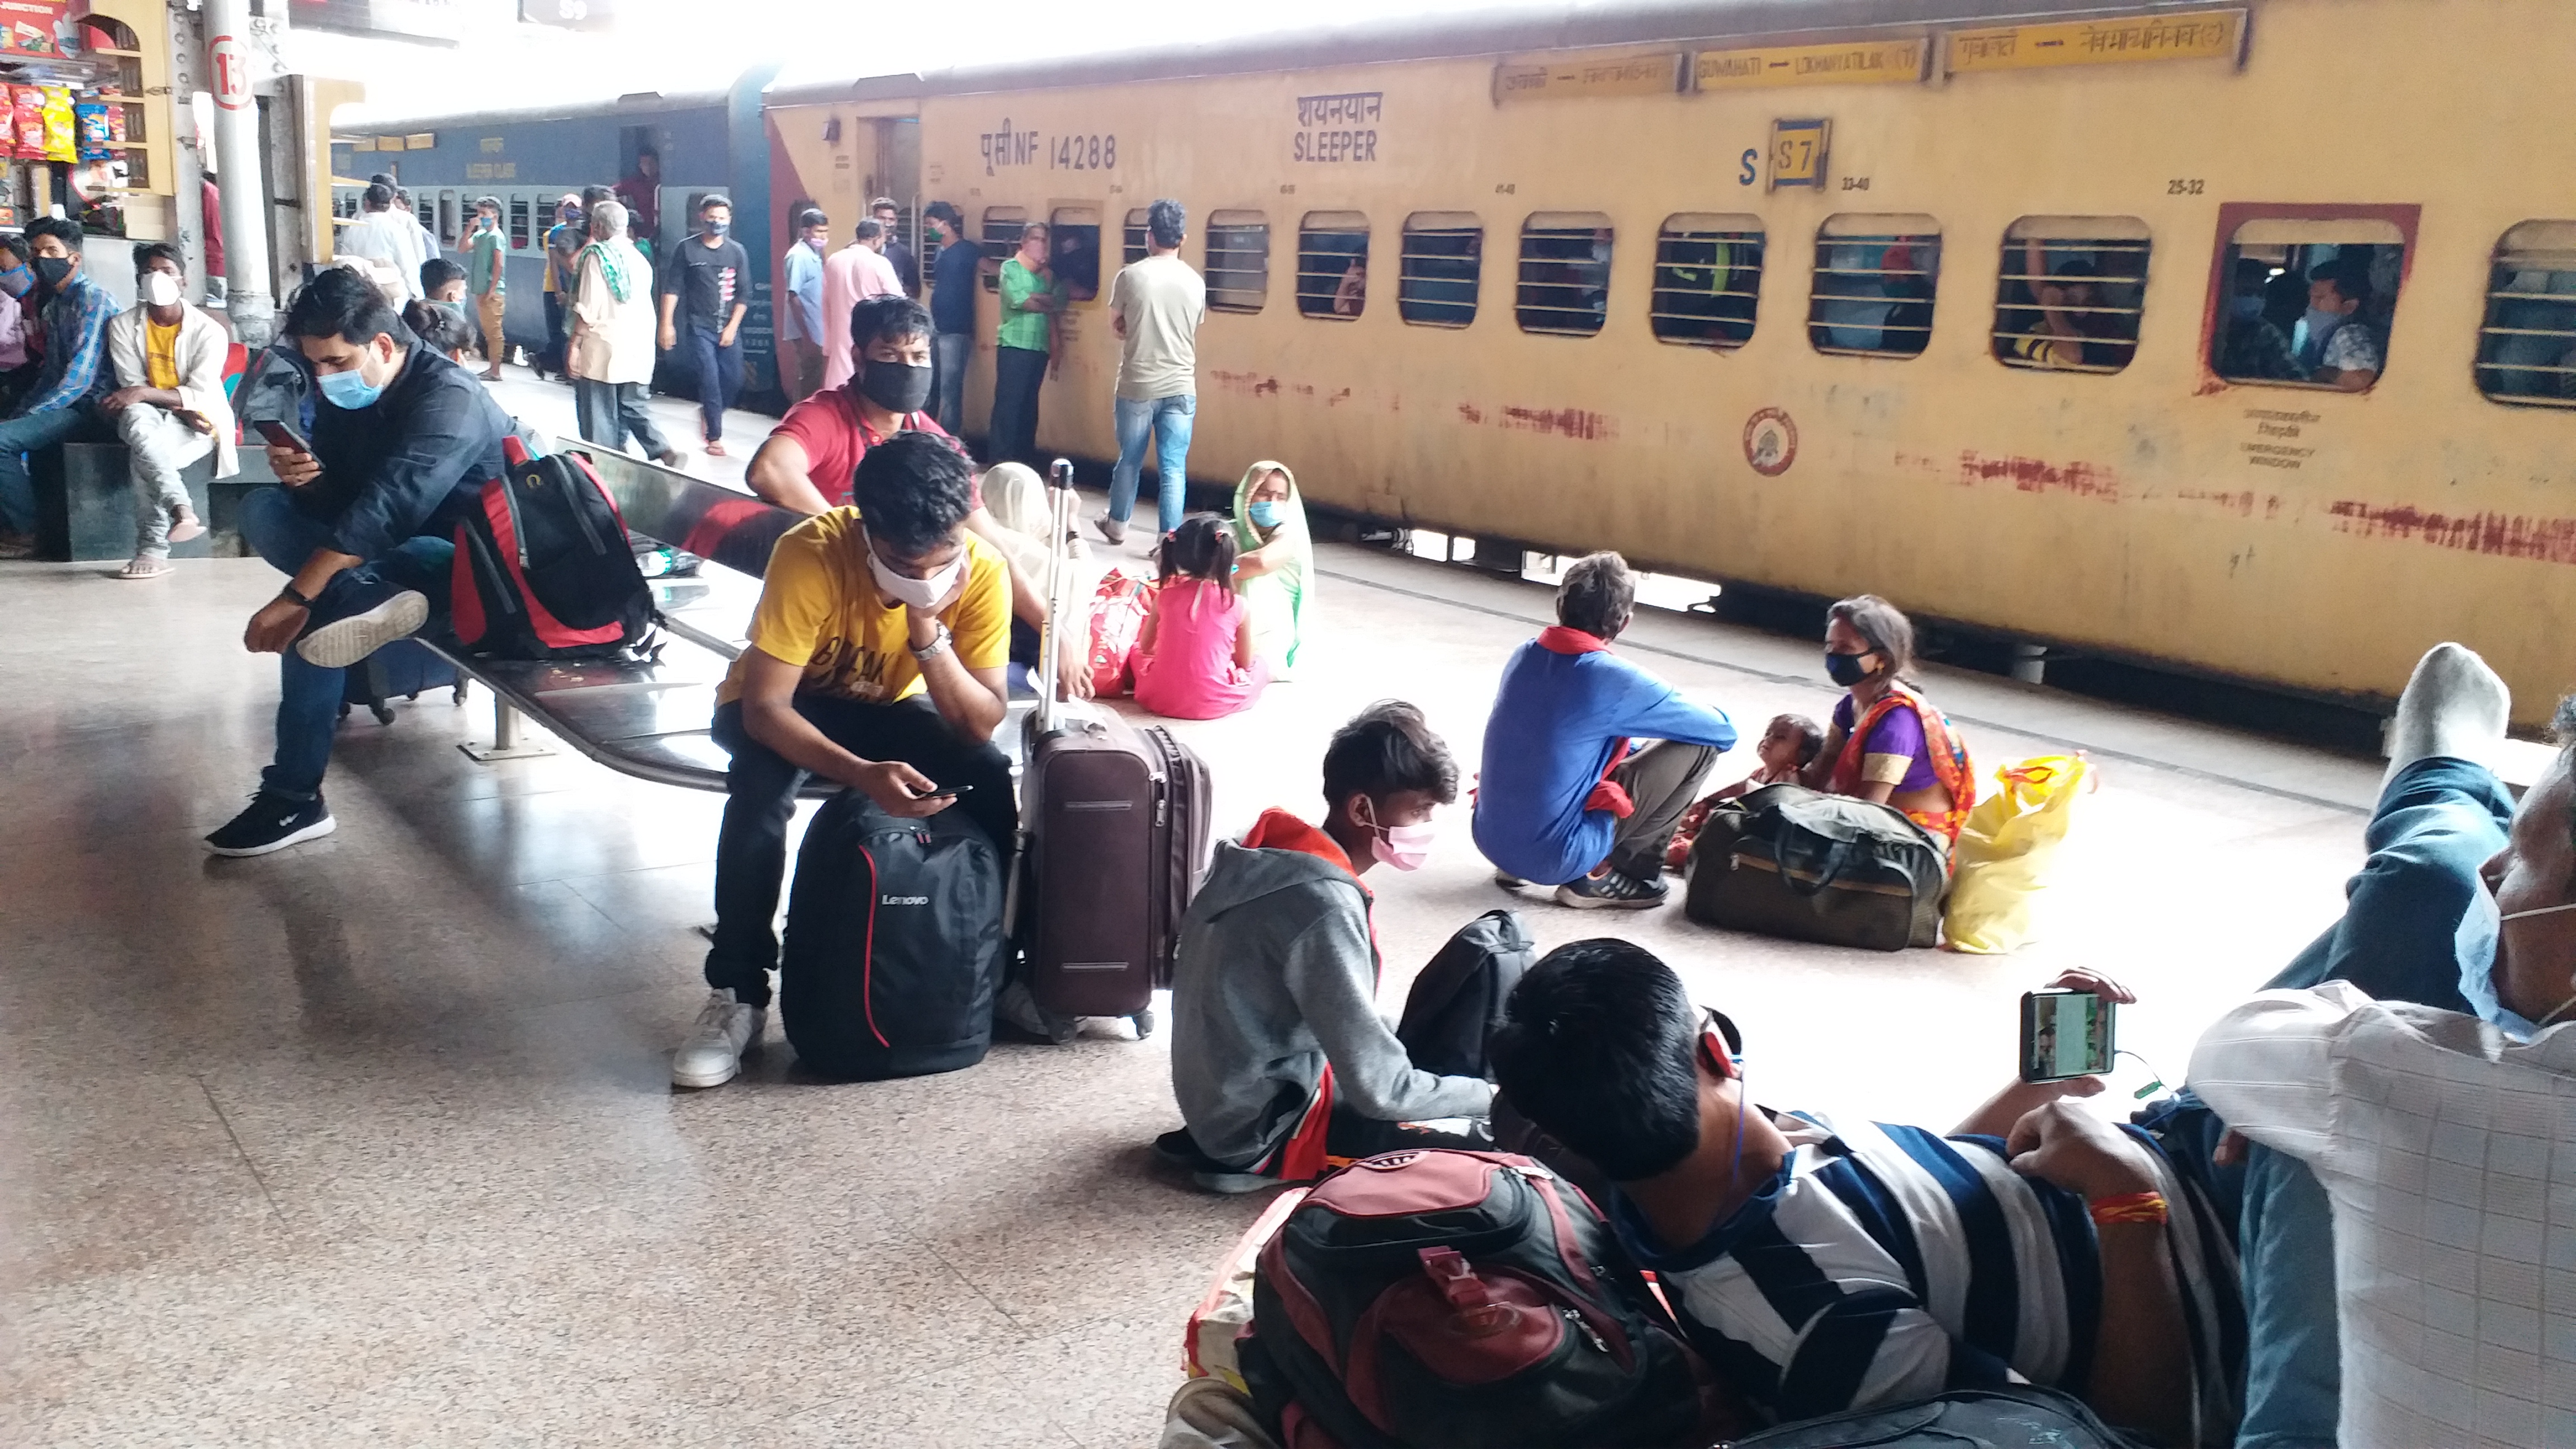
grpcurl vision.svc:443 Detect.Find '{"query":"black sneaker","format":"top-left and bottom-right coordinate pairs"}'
top-left (205, 790), bottom-right (335, 856)
top-left (1151, 1128), bottom-right (1277, 1196)
top-left (1554, 869), bottom-right (1669, 910)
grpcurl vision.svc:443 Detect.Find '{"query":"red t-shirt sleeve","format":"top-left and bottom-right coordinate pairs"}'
top-left (906, 413), bottom-right (981, 508)
top-left (774, 393), bottom-right (857, 506)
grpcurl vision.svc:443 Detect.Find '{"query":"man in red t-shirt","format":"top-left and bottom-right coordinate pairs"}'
top-left (747, 293), bottom-right (1086, 697)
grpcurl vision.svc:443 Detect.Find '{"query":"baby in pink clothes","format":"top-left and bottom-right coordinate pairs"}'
top-left (1132, 514), bottom-right (1270, 721)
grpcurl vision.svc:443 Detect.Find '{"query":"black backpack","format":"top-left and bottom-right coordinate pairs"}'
top-left (1243, 1149), bottom-right (1730, 1449)
top-left (1391, 908), bottom-right (1535, 1079)
top-left (1722, 1386), bottom-right (2141, 1448)
top-left (449, 435), bottom-right (655, 660)
top-left (780, 791), bottom-right (1007, 1079)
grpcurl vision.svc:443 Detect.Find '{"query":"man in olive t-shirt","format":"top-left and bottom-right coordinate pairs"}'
top-left (1102, 198), bottom-right (1208, 544)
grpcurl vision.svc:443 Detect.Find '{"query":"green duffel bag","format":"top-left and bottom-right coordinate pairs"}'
top-left (1684, 783), bottom-right (1948, 950)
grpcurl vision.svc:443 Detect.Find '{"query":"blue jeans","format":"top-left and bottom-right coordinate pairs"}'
top-left (238, 487), bottom-right (454, 801)
top-left (931, 332), bottom-right (971, 435)
top-left (2227, 756), bottom-right (2512, 1448)
top-left (682, 325), bottom-right (741, 442)
top-left (0, 401), bottom-right (105, 536)
top-left (1110, 392), bottom-right (1196, 534)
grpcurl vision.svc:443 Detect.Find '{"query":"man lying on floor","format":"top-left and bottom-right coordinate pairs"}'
top-left (1492, 940), bottom-right (2242, 1447)
top-left (1156, 700), bottom-right (1495, 1194)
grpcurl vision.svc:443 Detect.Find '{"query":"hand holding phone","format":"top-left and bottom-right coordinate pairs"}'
top-left (2019, 987), bottom-right (2116, 1083)
top-left (254, 418), bottom-right (312, 455)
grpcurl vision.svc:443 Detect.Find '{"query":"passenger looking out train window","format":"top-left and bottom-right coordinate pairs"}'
top-left (1811, 217), bottom-right (1940, 359)
top-left (1048, 212), bottom-right (1102, 304)
top-left (1296, 213), bottom-right (1370, 319)
top-left (1993, 223), bottom-right (2146, 373)
top-left (2219, 258), bottom-right (2299, 381)
top-left (2301, 262), bottom-right (2381, 391)
top-left (1398, 212), bottom-right (1480, 328)
top-left (1650, 215), bottom-right (1761, 349)
top-left (1517, 214), bottom-right (1612, 337)
top-left (2476, 221), bottom-right (2576, 406)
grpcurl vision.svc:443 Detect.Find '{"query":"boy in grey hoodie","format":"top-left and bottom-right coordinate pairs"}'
top-left (1158, 701), bottom-right (1497, 1194)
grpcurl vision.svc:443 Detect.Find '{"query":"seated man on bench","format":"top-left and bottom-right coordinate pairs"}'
top-left (1493, 940), bottom-right (2243, 1447)
top-left (0, 217), bottom-right (119, 557)
top-left (106, 241), bottom-right (237, 579)
top-left (1156, 701), bottom-right (1495, 1194)
top-left (677, 429), bottom-right (1017, 1090)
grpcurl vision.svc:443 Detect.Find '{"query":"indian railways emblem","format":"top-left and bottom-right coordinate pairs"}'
top-left (1743, 407), bottom-right (1797, 476)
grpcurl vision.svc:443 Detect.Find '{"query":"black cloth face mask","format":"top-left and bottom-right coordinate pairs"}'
top-left (858, 357), bottom-right (932, 414)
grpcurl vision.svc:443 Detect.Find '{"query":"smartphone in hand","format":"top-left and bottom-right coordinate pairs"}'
top-left (254, 418), bottom-right (312, 455)
top-left (2019, 988), bottom-right (2116, 1083)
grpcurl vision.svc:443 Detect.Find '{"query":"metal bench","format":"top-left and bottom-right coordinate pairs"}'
top-left (422, 444), bottom-right (815, 793)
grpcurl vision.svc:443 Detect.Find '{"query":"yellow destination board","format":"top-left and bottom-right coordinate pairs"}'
top-left (1494, 50), bottom-right (1683, 103)
top-left (1947, 9), bottom-right (2244, 73)
top-left (1696, 39), bottom-right (1925, 91)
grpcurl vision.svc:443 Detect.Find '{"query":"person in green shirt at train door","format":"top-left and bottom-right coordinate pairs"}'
top-left (991, 221), bottom-right (1063, 467)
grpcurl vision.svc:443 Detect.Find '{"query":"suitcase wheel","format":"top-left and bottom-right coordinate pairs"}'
top-left (1130, 1007), bottom-right (1157, 1040)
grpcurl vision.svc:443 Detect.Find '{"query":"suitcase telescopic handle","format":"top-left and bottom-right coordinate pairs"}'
top-left (1034, 459), bottom-right (1078, 730)
top-left (1048, 458), bottom-right (1074, 491)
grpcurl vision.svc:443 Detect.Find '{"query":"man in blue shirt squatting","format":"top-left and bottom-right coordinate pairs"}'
top-left (1474, 550), bottom-right (1740, 908)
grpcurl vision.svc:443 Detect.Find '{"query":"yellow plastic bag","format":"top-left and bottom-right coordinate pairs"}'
top-left (1942, 754), bottom-right (2090, 954)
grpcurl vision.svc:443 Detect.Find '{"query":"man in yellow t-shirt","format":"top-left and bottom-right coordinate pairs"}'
top-left (679, 430), bottom-right (1015, 1089)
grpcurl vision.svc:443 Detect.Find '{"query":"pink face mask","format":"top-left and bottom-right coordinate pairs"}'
top-left (1360, 799), bottom-right (1436, 872)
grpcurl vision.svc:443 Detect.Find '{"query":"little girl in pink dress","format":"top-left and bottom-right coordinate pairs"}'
top-left (1132, 514), bottom-right (1270, 721)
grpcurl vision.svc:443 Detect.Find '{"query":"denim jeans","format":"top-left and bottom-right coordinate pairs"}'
top-left (238, 487), bottom-right (454, 801)
top-left (931, 332), bottom-right (972, 435)
top-left (1109, 392), bottom-right (1196, 534)
top-left (2227, 756), bottom-right (2512, 1448)
top-left (682, 324), bottom-right (742, 442)
top-left (704, 695), bottom-right (1017, 1007)
top-left (0, 401), bottom-right (106, 536)
top-left (573, 378), bottom-right (671, 459)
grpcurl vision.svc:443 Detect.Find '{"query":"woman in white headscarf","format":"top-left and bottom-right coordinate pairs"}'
top-left (977, 461), bottom-right (1092, 698)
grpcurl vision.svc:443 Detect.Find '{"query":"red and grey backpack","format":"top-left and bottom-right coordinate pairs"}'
top-left (451, 436), bottom-right (655, 659)
top-left (1242, 1149), bottom-right (1734, 1448)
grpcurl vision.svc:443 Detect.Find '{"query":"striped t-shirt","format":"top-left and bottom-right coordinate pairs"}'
top-left (1612, 1111), bottom-right (2239, 1431)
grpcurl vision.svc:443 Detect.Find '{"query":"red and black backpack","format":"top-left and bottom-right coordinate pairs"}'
top-left (451, 436), bottom-right (655, 660)
top-left (1242, 1149), bottom-right (1734, 1449)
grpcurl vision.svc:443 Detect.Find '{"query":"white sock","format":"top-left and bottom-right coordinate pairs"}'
top-left (2385, 643), bottom-right (2510, 782)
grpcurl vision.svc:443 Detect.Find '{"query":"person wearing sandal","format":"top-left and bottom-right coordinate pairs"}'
top-left (106, 243), bottom-right (235, 580)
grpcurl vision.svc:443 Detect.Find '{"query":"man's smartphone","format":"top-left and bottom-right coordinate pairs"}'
top-left (922, 783), bottom-right (973, 799)
top-left (2019, 988), bottom-right (2116, 1083)
top-left (254, 418), bottom-right (312, 455)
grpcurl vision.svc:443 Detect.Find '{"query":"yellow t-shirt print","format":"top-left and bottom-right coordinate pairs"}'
top-left (717, 508), bottom-right (1011, 706)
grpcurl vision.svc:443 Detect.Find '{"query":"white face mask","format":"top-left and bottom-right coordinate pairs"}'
top-left (143, 271), bottom-right (181, 307)
top-left (865, 533), bottom-right (963, 612)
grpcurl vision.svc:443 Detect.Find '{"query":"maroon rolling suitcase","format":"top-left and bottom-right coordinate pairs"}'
top-left (1014, 460), bottom-right (1215, 1035)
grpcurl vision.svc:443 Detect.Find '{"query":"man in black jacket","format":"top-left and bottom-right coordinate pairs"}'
top-left (207, 268), bottom-right (513, 856)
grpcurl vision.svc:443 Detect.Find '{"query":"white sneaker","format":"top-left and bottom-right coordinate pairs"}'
top-left (296, 589), bottom-right (431, 668)
top-left (671, 988), bottom-right (764, 1088)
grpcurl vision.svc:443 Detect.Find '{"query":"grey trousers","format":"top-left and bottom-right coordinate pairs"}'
top-left (573, 378), bottom-right (673, 459)
top-left (120, 406), bottom-right (213, 557)
top-left (1607, 739), bottom-right (1722, 880)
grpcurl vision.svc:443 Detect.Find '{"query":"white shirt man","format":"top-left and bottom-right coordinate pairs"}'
top-left (337, 192), bottom-right (424, 304)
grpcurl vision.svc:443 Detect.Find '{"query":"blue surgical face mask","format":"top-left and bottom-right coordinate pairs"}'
top-left (318, 362), bottom-right (387, 411)
top-left (2300, 306), bottom-right (2346, 344)
top-left (2455, 892), bottom-right (2576, 1038)
top-left (2231, 295), bottom-right (2266, 321)
top-left (0, 263), bottom-right (30, 298)
top-left (1248, 499), bottom-right (1284, 529)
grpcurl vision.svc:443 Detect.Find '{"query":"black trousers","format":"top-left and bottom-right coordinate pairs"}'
top-left (989, 344), bottom-right (1048, 466)
top-left (705, 695), bottom-right (1017, 1007)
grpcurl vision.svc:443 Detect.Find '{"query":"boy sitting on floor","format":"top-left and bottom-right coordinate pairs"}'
top-left (1157, 700), bottom-right (1494, 1194)
top-left (1491, 939), bottom-right (2242, 1447)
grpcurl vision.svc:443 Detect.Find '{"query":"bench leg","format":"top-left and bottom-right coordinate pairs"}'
top-left (457, 695), bottom-right (556, 763)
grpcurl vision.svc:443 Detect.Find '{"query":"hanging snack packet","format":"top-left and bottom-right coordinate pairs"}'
top-left (101, 88), bottom-right (124, 143)
top-left (74, 97), bottom-right (107, 161)
top-left (43, 86), bottom-right (78, 163)
top-left (15, 86), bottom-right (45, 159)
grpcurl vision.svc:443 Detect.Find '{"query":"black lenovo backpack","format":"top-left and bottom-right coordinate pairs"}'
top-left (1390, 908), bottom-right (1535, 1079)
top-left (780, 791), bottom-right (1007, 1080)
top-left (449, 435), bottom-right (655, 660)
top-left (1242, 1149), bottom-right (1731, 1449)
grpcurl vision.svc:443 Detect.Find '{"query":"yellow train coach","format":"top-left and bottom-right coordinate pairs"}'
top-left (770, 0), bottom-right (2576, 727)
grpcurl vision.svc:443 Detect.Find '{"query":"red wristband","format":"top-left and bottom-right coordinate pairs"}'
top-left (2088, 1191), bottom-right (2168, 1227)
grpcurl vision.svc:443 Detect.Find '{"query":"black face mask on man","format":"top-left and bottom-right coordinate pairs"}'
top-left (32, 255), bottom-right (73, 292)
top-left (858, 356), bottom-right (933, 414)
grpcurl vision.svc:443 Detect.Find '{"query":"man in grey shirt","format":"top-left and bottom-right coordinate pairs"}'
top-left (1102, 197), bottom-right (1207, 544)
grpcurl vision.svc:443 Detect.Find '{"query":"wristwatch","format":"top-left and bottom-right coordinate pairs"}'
top-left (277, 582), bottom-right (316, 608)
top-left (910, 622), bottom-right (953, 662)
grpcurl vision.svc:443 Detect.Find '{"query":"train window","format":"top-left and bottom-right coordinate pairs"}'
top-left (509, 196), bottom-right (532, 250)
top-left (980, 206), bottom-right (1027, 293)
top-left (2212, 218), bottom-right (2403, 392)
top-left (1124, 207), bottom-right (1150, 266)
top-left (2476, 221), bottom-right (2576, 408)
top-left (1298, 211), bottom-right (1370, 319)
top-left (1518, 212), bottom-right (1612, 337)
top-left (1810, 215), bottom-right (1941, 359)
top-left (1651, 214), bottom-right (1762, 349)
top-left (1399, 213), bottom-right (1481, 328)
top-left (1992, 217), bottom-right (2149, 374)
top-left (1050, 206), bottom-right (1102, 303)
top-left (1205, 210), bottom-right (1270, 314)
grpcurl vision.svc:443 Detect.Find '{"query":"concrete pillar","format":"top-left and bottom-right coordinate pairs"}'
top-left (202, 0), bottom-right (273, 347)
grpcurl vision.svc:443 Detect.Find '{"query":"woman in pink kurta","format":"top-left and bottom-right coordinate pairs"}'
top-left (1132, 514), bottom-right (1270, 720)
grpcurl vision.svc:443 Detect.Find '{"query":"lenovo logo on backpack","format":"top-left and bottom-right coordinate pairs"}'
top-left (880, 894), bottom-right (930, 906)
